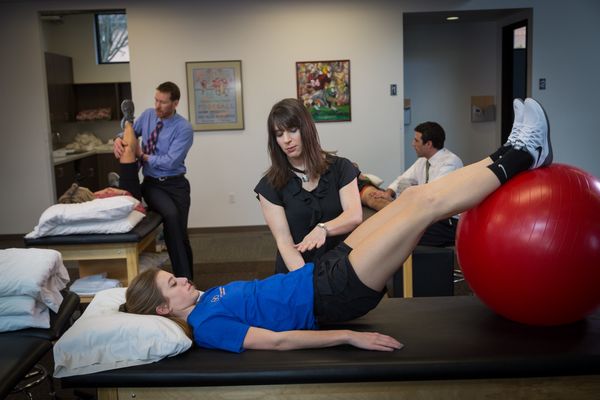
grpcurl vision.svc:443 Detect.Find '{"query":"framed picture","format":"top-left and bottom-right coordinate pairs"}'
top-left (296, 60), bottom-right (351, 122)
top-left (186, 60), bottom-right (244, 131)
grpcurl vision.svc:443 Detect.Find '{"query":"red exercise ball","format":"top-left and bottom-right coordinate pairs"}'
top-left (456, 163), bottom-right (600, 326)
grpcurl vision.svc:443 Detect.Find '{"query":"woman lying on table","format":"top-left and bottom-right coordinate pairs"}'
top-left (120, 98), bottom-right (551, 353)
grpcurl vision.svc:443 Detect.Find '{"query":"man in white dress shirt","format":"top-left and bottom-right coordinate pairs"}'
top-left (376, 121), bottom-right (463, 246)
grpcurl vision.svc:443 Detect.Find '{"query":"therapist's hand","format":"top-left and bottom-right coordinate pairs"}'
top-left (113, 137), bottom-right (125, 159)
top-left (295, 226), bottom-right (327, 253)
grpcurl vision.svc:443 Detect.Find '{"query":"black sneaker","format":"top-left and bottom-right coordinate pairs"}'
top-left (120, 99), bottom-right (135, 129)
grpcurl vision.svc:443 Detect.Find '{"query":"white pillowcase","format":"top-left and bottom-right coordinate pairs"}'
top-left (53, 287), bottom-right (192, 378)
top-left (0, 295), bottom-right (38, 316)
top-left (0, 301), bottom-right (49, 332)
top-left (26, 210), bottom-right (145, 239)
top-left (362, 173), bottom-right (384, 187)
top-left (26, 197), bottom-right (140, 239)
top-left (0, 248), bottom-right (69, 312)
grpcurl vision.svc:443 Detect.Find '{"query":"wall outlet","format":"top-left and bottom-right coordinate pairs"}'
top-left (228, 193), bottom-right (236, 204)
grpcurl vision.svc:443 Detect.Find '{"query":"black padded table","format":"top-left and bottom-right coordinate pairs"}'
top-left (24, 212), bottom-right (163, 302)
top-left (62, 296), bottom-right (600, 399)
top-left (0, 290), bottom-right (80, 398)
top-left (0, 336), bottom-right (52, 399)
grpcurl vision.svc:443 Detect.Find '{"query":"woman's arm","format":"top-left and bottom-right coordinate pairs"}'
top-left (243, 326), bottom-right (403, 351)
top-left (258, 194), bottom-right (306, 271)
top-left (295, 178), bottom-right (363, 253)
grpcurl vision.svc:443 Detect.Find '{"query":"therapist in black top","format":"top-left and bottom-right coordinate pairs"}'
top-left (254, 98), bottom-right (362, 274)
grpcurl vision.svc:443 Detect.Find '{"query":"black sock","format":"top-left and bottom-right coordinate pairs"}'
top-left (488, 145), bottom-right (512, 162)
top-left (487, 148), bottom-right (533, 184)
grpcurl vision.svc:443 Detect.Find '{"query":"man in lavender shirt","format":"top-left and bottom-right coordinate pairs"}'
top-left (114, 82), bottom-right (194, 280)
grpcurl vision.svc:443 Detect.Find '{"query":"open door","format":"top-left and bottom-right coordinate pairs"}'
top-left (501, 20), bottom-right (528, 144)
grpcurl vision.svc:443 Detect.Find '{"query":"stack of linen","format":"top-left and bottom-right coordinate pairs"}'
top-left (0, 248), bottom-right (70, 332)
top-left (70, 273), bottom-right (121, 297)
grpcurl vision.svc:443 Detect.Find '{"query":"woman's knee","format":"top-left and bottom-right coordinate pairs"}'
top-left (403, 185), bottom-right (438, 210)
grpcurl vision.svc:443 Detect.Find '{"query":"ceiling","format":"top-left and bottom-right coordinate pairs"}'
top-left (403, 9), bottom-right (529, 25)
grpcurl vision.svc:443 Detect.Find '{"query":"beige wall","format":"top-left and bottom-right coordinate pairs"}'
top-left (43, 13), bottom-right (131, 83)
top-left (126, 1), bottom-right (405, 228)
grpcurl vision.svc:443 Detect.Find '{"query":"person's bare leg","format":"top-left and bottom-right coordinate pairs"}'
top-left (361, 186), bottom-right (392, 211)
top-left (346, 98), bottom-right (552, 291)
top-left (120, 121), bottom-right (138, 164)
top-left (347, 157), bottom-right (492, 249)
top-left (346, 157), bottom-right (499, 291)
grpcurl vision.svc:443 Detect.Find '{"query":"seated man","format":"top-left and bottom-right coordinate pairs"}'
top-left (372, 121), bottom-right (463, 247)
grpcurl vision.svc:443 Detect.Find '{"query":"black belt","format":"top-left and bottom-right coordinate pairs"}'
top-left (145, 174), bottom-right (185, 182)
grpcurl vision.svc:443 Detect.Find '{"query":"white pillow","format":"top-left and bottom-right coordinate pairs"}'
top-left (0, 301), bottom-right (49, 332)
top-left (26, 210), bottom-right (144, 239)
top-left (0, 295), bottom-right (37, 316)
top-left (53, 287), bottom-right (192, 378)
top-left (0, 248), bottom-right (69, 312)
top-left (26, 197), bottom-right (139, 239)
top-left (362, 173), bottom-right (384, 187)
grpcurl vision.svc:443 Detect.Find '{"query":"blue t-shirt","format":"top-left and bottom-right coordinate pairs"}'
top-left (187, 263), bottom-right (316, 353)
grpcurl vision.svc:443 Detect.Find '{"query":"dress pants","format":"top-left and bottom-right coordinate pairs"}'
top-left (419, 218), bottom-right (457, 247)
top-left (141, 176), bottom-right (193, 280)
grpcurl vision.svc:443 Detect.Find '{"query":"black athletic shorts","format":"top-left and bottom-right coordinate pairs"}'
top-left (313, 242), bottom-right (384, 324)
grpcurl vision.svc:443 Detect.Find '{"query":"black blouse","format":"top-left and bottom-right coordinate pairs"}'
top-left (254, 156), bottom-right (360, 274)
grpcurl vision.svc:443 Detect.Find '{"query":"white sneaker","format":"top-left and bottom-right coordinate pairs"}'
top-left (513, 98), bottom-right (552, 169)
top-left (120, 99), bottom-right (135, 130)
top-left (505, 98), bottom-right (525, 147)
top-left (108, 172), bottom-right (120, 187)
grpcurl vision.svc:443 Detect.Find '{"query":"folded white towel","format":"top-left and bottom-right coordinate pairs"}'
top-left (70, 274), bottom-right (122, 296)
top-left (0, 301), bottom-right (49, 332)
top-left (0, 295), bottom-right (38, 316)
top-left (0, 248), bottom-right (70, 312)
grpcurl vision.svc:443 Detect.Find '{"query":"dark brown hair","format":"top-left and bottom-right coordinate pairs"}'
top-left (265, 98), bottom-right (334, 189)
top-left (119, 267), bottom-right (192, 339)
top-left (156, 81), bottom-right (181, 102)
top-left (415, 121), bottom-right (445, 150)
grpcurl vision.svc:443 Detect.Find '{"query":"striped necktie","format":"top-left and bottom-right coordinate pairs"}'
top-left (425, 160), bottom-right (431, 183)
top-left (144, 121), bottom-right (163, 155)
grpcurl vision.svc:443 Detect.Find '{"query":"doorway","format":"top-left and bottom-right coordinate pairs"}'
top-left (41, 10), bottom-right (131, 198)
top-left (403, 9), bottom-right (531, 168)
top-left (501, 19), bottom-right (529, 144)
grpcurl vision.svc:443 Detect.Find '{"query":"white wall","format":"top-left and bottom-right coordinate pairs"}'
top-left (1, 0), bottom-right (599, 235)
top-left (458, 0), bottom-right (600, 177)
top-left (103, 1), bottom-right (406, 228)
top-left (0, 3), bottom-right (56, 234)
top-left (404, 21), bottom-right (498, 167)
top-left (43, 13), bottom-right (130, 83)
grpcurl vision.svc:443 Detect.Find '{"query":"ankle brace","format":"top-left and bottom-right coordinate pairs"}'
top-left (487, 148), bottom-right (533, 184)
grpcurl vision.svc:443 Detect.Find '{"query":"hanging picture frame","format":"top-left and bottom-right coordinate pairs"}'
top-left (186, 60), bottom-right (244, 131)
top-left (295, 59), bottom-right (351, 122)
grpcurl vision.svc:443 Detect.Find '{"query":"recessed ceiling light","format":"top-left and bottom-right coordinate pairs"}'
top-left (446, 16), bottom-right (459, 21)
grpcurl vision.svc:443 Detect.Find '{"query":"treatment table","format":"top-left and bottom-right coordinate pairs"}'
top-left (0, 290), bottom-right (80, 398)
top-left (62, 296), bottom-right (600, 399)
top-left (24, 211), bottom-right (162, 302)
